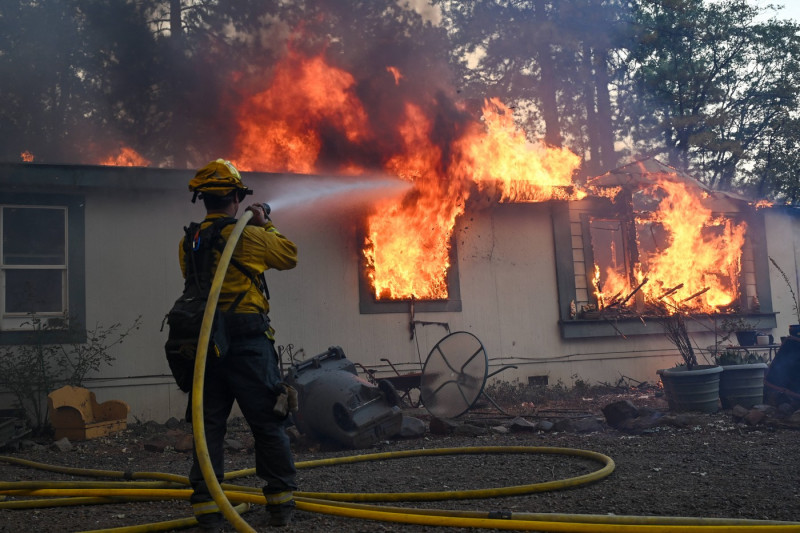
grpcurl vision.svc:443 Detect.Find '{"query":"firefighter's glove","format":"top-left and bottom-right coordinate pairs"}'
top-left (273, 383), bottom-right (299, 418)
top-left (287, 384), bottom-right (298, 412)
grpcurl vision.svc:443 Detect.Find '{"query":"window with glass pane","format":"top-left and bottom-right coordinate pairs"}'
top-left (2, 206), bottom-right (67, 316)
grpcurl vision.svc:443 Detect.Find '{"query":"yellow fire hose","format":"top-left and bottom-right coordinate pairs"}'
top-left (1, 452), bottom-right (800, 532)
top-left (2, 210), bottom-right (800, 531)
top-left (190, 210), bottom-right (255, 532)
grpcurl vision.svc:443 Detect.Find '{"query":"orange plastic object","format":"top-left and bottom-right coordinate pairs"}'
top-left (47, 385), bottom-right (129, 440)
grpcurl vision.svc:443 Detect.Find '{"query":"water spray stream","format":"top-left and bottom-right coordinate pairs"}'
top-left (254, 174), bottom-right (412, 213)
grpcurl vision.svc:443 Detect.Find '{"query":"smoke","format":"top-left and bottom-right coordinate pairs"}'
top-left (221, 2), bottom-right (465, 176)
top-left (3, 1), bottom-right (470, 168)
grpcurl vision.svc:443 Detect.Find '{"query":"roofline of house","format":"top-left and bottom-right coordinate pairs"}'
top-left (0, 162), bottom-right (291, 193)
top-left (0, 162), bottom-right (188, 192)
top-left (2, 162), bottom-right (798, 216)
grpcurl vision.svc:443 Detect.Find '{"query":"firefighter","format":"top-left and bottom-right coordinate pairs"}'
top-left (182, 159), bottom-right (298, 530)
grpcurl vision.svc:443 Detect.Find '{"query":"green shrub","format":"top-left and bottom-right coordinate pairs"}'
top-left (0, 314), bottom-right (141, 433)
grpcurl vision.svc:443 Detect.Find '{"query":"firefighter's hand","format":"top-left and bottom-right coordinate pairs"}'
top-left (246, 203), bottom-right (268, 225)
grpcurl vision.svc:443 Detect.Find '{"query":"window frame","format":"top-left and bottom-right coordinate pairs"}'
top-left (0, 193), bottom-right (85, 345)
top-left (358, 226), bottom-right (462, 314)
top-left (552, 200), bottom-right (776, 339)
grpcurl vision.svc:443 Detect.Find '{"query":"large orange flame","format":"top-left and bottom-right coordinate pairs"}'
top-left (231, 53), bottom-right (582, 300)
top-left (455, 98), bottom-right (583, 202)
top-left (362, 97), bottom-right (583, 300)
top-left (593, 177), bottom-right (747, 313)
top-left (233, 50), bottom-right (370, 175)
top-left (364, 102), bottom-right (467, 299)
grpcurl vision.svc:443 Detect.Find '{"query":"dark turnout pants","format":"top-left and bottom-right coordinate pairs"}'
top-left (186, 332), bottom-right (296, 524)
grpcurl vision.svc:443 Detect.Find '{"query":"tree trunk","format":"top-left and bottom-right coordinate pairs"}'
top-left (582, 43), bottom-right (600, 175)
top-left (533, 0), bottom-right (561, 148)
top-left (170, 0), bottom-right (182, 48)
top-left (537, 43), bottom-right (562, 148)
top-left (593, 46), bottom-right (616, 172)
top-left (169, 0), bottom-right (188, 168)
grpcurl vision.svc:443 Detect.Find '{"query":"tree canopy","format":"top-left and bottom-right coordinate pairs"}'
top-left (620, 0), bottom-right (800, 196)
top-left (1, 0), bottom-right (798, 202)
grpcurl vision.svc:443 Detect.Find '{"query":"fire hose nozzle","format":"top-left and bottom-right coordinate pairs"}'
top-left (261, 203), bottom-right (271, 220)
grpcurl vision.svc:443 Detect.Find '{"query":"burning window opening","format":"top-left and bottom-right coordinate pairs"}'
top-left (581, 168), bottom-right (751, 320)
top-left (358, 227), bottom-right (462, 315)
top-left (362, 185), bottom-right (465, 302)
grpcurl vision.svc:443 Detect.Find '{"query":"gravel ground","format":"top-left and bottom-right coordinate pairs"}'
top-left (1, 387), bottom-right (799, 532)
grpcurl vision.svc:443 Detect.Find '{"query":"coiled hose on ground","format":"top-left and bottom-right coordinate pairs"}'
top-left (2, 211), bottom-right (800, 532)
top-left (2, 447), bottom-right (799, 532)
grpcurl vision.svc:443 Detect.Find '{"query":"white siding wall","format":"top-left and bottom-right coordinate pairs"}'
top-left (67, 177), bottom-right (799, 421)
top-left (81, 188), bottom-right (196, 421)
top-left (764, 210), bottom-right (800, 334)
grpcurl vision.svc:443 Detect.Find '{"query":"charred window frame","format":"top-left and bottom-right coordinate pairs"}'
top-left (0, 193), bottom-right (86, 344)
top-left (552, 201), bottom-right (776, 339)
top-left (358, 230), bottom-right (462, 314)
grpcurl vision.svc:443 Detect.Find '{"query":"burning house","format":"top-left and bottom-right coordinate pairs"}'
top-left (2, 156), bottom-right (798, 422)
top-left (1, 51), bottom-right (799, 423)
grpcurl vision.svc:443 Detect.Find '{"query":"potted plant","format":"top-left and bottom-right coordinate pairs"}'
top-left (769, 257), bottom-right (800, 338)
top-left (717, 316), bottom-right (761, 347)
top-left (656, 311), bottom-right (722, 413)
top-left (712, 348), bottom-right (768, 409)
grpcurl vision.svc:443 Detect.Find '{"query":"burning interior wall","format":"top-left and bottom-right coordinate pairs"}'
top-left (556, 169), bottom-right (776, 342)
top-left (564, 159), bottom-right (763, 321)
top-left (573, 201), bottom-right (758, 315)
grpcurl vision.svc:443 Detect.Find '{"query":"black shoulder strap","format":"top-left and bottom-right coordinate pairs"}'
top-left (183, 217), bottom-right (254, 311)
top-left (183, 221), bottom-right (216, 294)
top-left (187, 217), bottom-right (270, 311)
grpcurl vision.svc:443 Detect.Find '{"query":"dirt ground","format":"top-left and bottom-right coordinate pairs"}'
top-left (1, 385), bottom-right (799, 532)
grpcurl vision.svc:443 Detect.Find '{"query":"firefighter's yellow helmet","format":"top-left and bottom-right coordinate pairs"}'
top-left (188, 159), bottom-right (252, 202)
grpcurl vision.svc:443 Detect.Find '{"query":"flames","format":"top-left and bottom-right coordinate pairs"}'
top-left (23, 147), bottom-right (148, 167)
top-left (44, 40), bottom-right (752, 309)
top-left (386, 66), bottom-right (403, 85)
top-left (592, 177), bottom-right (747, 314)
top-left (456, 98), bottom-right (583, 203)
top-left (364, 101), bottom-right (468, 299)
top-left (98, 147), bottom-right (150, 167)
top-left (231, 53), bottom-right (583, 300)
top-left (365, 97), bottom-right (583, 299)
top-left (233, 51), bottom-right (370, 175)
top-left (72, 47), bottom-right (751, 308)
top-left (226, 52), bottom-right (748, 305)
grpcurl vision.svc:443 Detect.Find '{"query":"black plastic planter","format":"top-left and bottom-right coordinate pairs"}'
top-left (657, 365), bottom-right (722, 413)
top-left (719, 363), bottom-right (768, 409)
